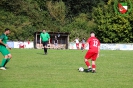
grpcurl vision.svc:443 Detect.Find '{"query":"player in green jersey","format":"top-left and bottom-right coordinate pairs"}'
top-left (0, 28), bottom-right (12, 70)
top-left (40, 29), bottom-right (50, 55)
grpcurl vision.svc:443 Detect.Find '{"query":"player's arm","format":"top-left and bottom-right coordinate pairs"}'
top-left (0, 39), bottom-right (11, 50)
top-left (39, 35), bottom-right (42, 48)
top-left (97, 46), bottom-right (100, 58)
top-left (97, 41), bottom-right (100, 58)
top-left (40, 37), bottom-right (41, 44)
top-left (48, 33), bottom-right (50, 44)
top-left (0, 39), bottom-right (5, 46)
top-left (48, 38), bottom-right (50, 44)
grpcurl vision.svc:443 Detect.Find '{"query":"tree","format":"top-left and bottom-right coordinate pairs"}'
top-left (92, 0), bottom-right (133, 43)
top-left (46, 1), bottom-right (67, 25)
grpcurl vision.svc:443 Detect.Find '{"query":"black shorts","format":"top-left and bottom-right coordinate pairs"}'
top-left (42, 41), bottom-right (48, 46)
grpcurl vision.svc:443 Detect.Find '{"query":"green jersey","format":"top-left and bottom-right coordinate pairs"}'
top-left (0, 33), bottom-right (10, 56)
top-left (0, 33), bottom-right (8, 46)
top-left (40, 32), bottom-right (50, 42)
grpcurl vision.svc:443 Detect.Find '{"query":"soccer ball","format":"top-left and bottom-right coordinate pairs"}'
top-left (78, 67), bottom-right (84, 72)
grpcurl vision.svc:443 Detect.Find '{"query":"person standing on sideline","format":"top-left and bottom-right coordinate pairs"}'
top-left (40, 29), bottom-right (50, 55)
top-left (54, 36), bottom-right (58, 49)
top-left (81, 38), bottom-right (86, 50)
top-left (74, 37), bottom-right (79, 50)
top-left (0, 28), bottom-right (12, 70)
top-left (83, 31), bottom-right (100, 73)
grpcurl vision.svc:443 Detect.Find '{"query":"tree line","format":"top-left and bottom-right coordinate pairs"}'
top-left (0, 0), bottom-right (133, 43)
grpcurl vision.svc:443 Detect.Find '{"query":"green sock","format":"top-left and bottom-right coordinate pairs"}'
top-left (7, 58), bottom-right (10, 62)
top-left (1, 58), bottom-right (7, 67)
top-left (4, 58), bottom-right (10, 67)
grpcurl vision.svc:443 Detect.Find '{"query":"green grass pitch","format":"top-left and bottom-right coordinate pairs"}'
top-left (0, 49), bottom-right (133, 88)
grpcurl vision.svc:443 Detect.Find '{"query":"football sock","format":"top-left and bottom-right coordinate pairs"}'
top-left (92, 64), bottom-right (96, 70)
top-left (88, 66), bottom-right (91, 69)
top-left (1, 58), bottom-right (7, 67)
top-left (44, 48), bottom-right (47, 54)
top-left (45, 48), bottom-right (47, 53)
top-left (44, 48), bottom-right (46, 53)
top-left (85, 61), bottom-right (90, 67)
top-left (4, 58), bottom-right (10, 67)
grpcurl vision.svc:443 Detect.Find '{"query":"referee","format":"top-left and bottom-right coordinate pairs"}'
top-left (40, 29), bottom-right (50, 55)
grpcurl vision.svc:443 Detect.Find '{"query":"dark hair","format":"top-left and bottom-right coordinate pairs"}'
top-left (5, 28), bottom-right (10, 32)
top-left (90, 31), bottom-right (95, 34)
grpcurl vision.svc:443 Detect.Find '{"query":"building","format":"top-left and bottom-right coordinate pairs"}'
top-left (34, 32), bottom-right (69, 49)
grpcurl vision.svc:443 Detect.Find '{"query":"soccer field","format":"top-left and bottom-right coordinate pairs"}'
top-left (0, 49), bottom-right (133, 88)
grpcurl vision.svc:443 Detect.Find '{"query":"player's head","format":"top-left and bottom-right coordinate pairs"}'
top-left (5, 28), bottom-right (10, 34)
top-left (90, 31), bottom-right (95, 37)
top-left (42, 29), bottom-right (46, 33)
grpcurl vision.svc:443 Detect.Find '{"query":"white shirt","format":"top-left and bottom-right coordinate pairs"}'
top-left (75, 39), bottom-right (79, 43)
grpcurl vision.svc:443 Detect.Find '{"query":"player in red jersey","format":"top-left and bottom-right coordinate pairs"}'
top-left (83, 31), bottom-right (100, 73)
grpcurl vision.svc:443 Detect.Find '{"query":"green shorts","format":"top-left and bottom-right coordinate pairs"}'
top-left (0, 45), bottom-right (10, 56)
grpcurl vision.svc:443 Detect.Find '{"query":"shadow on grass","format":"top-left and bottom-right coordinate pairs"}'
top-left (78, 69), bottom-right (95, 73)
top-left (36, 53), bottom-right (45, 55)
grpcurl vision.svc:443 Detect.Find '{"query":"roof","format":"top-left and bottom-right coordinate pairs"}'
top-left (34, 32), bottom-right (69, 35)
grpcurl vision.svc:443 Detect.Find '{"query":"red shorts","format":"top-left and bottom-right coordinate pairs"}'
top-left (82, 44), bottom-right (85, 48)
top-left (76, 43), bottom-right (79, 47)
top-left (85, 51), bottom-right (98, 61)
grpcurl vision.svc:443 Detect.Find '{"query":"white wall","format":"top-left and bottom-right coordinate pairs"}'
top-left (7, 41), bottom-right (34, 49)
top-left (69, 42), bottom-right (133, 50)
top-left (7, 41), bottom-right (133, 50)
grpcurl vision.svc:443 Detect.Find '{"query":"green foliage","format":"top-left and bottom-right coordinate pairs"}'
top-left (0, 0), bottom-right (133, 43)
top-left (46, 0), bottom-right (67, 24)
top-left (92, 0), bottom-right (133, 43)
top-left (0, 9), bottom-right (32, 40)
top-left (62, 13), bottom-right (97, 41)
top-left (0, 0), bottom-right (49, 40)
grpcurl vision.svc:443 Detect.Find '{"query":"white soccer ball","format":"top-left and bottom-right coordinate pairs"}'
top-left (78, 67), bottom-right (84, 72)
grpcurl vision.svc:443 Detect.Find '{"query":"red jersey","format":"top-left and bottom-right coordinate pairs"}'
top-left (87, 37), bottom-right (100, 53)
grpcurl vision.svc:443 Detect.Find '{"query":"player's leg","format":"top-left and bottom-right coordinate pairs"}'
top-left (82, 44), bottom-right (84, 50)
top-left (0, 56), bottom-right (8, 70)
top-left (44, 41), bottom-right (48, 54)
top-left (77, 43), bottom-right (79, 50)
top-left (84, 51), bottom-right (93, 72)
top-left (0, 46), bottom-right (12, 70)
top-left (3, 54), bottom-right (12, 67)
top-left (83, 44), bottom-right (85, 49)
top-left (0, 46), bottom-right (8, 68)
top-left (91, 53), bottom-right (98, 73)
top-left (76, 43), bottom-right (78, 49)
top-left (54, 43), bottom-right (57, 49)
top-left (42, 42), bottom-right (45, 54)
top-left (92, 61), bottom-right (96, 73)
top-left (84, 58), bottom-right (92, 72)
top-left (55, 43), bottom-right (58, 49)
top-left (76, 43), bottom-right (79, 50)
top-left (42, 42), bottom-right (46, 54)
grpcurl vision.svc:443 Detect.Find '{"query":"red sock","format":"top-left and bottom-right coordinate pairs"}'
top-left (92, 65), bottom-right (96, 70)
top-left (85, 61), bottom-right (90, 67)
